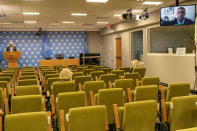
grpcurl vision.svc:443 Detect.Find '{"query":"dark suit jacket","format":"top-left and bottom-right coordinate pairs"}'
top-left (6, 46), bottom-right (17, 51)
top-left (171, 18), bottom-right (194, 25)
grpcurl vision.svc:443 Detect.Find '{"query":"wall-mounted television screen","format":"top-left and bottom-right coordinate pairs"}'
top-left (160, 5), bottom-right (196, 26)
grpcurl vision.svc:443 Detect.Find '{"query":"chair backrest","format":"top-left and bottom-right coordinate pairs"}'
top-left (90, 71), bottom-right (105, 81)
top-left (115, 79), bottom-right (135, 102)
top-left (43, 71), bottom-right (57, 77)
top-left (122, 100), bottom-right (157, 131)
top-left (119, 67), bottom-right (130, 73)
top-left (11, 95), bottom-right (42, 114)
top-left (0, 88), bottom-right (4, 111)
top-left (20, 75), bottom-right (37, 80)
top-left (87, 65), bottom-right (97, 69)
top-left (47, 77), bottom-right (60, 93)
top-left (166, 83), bottom-right (190, 102)
top-left (18, 79), bottom-right (38, 86)
top-left (124, 72), bottom-right (140, 87)
top-left (169, 96), bottom-right (197, 131)
top-left (135, 85), bottom-right (158, 102)
top-left (21, 72), bottom-right (35, 76)
top-left (15, 86), bottom-right (41, 96)
top-left (76, 67), bottom-right (88, 72)
top-left (68, 105), bottom-right (107, 131)
top-left (0, 73), bottom-right (13, 78)
top-left (100, 74), bottom-right (118, 88)
top-left (52, 81), bottom-right (75, 98)
top-left (112, 70), bottom-right (125, 78)
top-left (5, 112), bottom-right (49, 131)
top-left (93, 66), bottom-right (104, 71)
top-left (176, 127), bottom-right (197, 131)
top-left (141, 77), bottom-right (160, 87)
top-left (45, 74), bottom-right (59, 81)
top-left (72, 72), bottom-right (83, 80)
top-left (83, 69), bottom-right (96, 75)
top-left (74, 76), bottom-right (92, 91)
top-left (84, 81), bottom-right (106, 105)
top-left (102, 68), bottom-right (113, 74)
top-left (0, 77), bottom-right (11, 82)
top-left (132, 67), bottom-right (146, 80)
top-left (0, 81), bottom-right (8, 95)
top-left (97, 88), bottom-right (124, 124)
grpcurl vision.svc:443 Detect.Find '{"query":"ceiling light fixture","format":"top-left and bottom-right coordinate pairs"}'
top-left (62, 21), bottom-right (75, 24)
top-left (97, 21), bottom-right (109, 24)
top-left (23, 12), bottom-right (40, 15)
top-left (0, 23), bottom-right (12, 24)
top-left (86, 0), bottom-right (108, 3)
top-left (143, 1), bottom-right (163, 5)
top-left (24, 21), bottom-right (37, 24)
top-left (114, 14), bottom-right (121, 17)
top-left (71, 13), bottom-right (87, 16)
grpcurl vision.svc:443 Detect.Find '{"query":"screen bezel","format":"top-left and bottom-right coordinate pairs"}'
top-left (160, 4), bottom-right (196, 26)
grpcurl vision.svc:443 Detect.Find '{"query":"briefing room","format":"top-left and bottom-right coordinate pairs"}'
top-left (0, 0), bottom-right (197, 131)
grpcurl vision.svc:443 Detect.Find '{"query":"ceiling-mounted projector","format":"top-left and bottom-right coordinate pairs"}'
top-left (139, 8), bottom-right (149, 20)
top-left (36, 27), bottom-right (43, 36)
top-left (122, 9), bottom-right (133, 20)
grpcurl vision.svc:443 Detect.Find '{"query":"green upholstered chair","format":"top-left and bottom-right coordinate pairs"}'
top-left (44, 74), bottom-right (59, 81)
top-left (119, 67), bottom-right (130, 73)
top-left (74, 76), bottom-right (92, 91)
top-left (11, 95), bottom-right (43, 114)
top-left (166, 83), bottom-right (190, 102)
top-left (0, 77), bottom-right (11, 83)
top-left (0, 81), bottom-right (9, 96)
top-left (176, 127), bottom-right (197, 131)
top-left (96, 88), bottom-right (124, 125)
top-left (112, 70), bottom-right (125, 79)
top-left (116, 100), bottom-right (157, 131)
top-left (132, 67), bottom-right (146, 80)
top-left (5, 112), bottom-right (50, 131)
top-left (56, 91), bottom-right (87, 129)
top-left (18, 79), bottom-right (38, 86)
top-left (42, 71), bottom-right (57, 78)
top-left (83, 69), bottom-right (95, 76)
top-left (100, 74), bottom-right (118, 88)
top-left (90, 71), bottom-right (105, 81)
top-left (168, 96), bottom-right (197, 131)
top-left (52, 81), bottom-right (75, 99)
top-left (76, 67), bottom-right (88, 72)
top-left (21, 72), bottom-right (35, 76)
top-left (47, 77), bottom-right (60, 94)
top-left (15, 85), bottom-right (41, 96)
top-left (21, 69), bottom-right (35, 72)
top-left (114, 79), bottom-right (135, 102)
top-left (124, 72), bottom-right (140, 87)
top-left (0, 73), bottom-right (13, 78)
top-left (102, 68), bottom-right (113, 74)
top-left (68, 65), bottom-right (78, 70)
top-left (87, 65), bottom-right (97, 69)
top-left (0, 88), bottom-right (4, 112)
top-left (23, 66), bottom-right (34, 69)
top-left (141, 77), bottom-right (160, 87)
top-left (133, 85), bottom-right (158, 102)
top-left (19, 75), bottom-right (37, 80)
top-left (84, 81), bottom-right (106, 105)
top-left (66, 105), bottom-right (107, 131)
top-left (93, 66), bottom-right (104, 71)
top-left (72, 72), bottom-right (83, 80)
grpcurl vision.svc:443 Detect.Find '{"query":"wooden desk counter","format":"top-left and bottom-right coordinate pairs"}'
top-left (40, 59), bottom-right (79, 68)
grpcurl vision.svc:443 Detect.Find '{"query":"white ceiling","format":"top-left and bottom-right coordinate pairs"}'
top-left (0, 0), bottom-right (193, 30)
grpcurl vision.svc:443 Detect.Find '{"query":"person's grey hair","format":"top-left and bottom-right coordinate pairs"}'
top-left (59, 68), bottom-right (73, 80)
top-left (177, 7), bottom-right (186, 12)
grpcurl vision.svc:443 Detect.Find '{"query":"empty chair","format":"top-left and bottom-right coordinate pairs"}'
top-left (114, 100), bottom-right (157, 131)
top-left (11, 95), bottom-right (44, 114)
top-left (94, 66), bottom-right (104, 71)
top-left (102, 68), bottom-right (113, 74)
top-left (68, 65), bottom-right (77, 70)
top-left (90, 71), bottom-right (105, 81)
top-left (168, 96), bottom-right (197, 131)
top-left (15, 85), bottom-right (41, 96)
top-left (114, 79), bottom-right (135, 102)
top-left (21, 72), bottom-right (35, 76)
top-left (5, 112), bottom-right (51, 131)
top-left (83, 69), bottom-right (95, 76)
top-left (124, 72), bottom-right (140, 87)
top-left (47, 77), bottom-right (60, 95)
top-left (0, 81), bottom-right (9, 96)
top-left (119, 67), bottom-right (130, 73)
top-left (56, 91), bottom-right (87, 129)
top-left (87, 65), bottom-right (97, 69)
top-left (76, 67), bottom-right (88, 72)
top-left (18, 79), bottom-right (38, 86)
top-left (176, 127), bottom-right (197, 131)
top-left (95, 88), bottom-right (124, 125)
top-left (100, 74), bottom-right (118, 88)
top-left (60, 105), bottom-right (108, 131)
top-left (132, 67), bottom-right (146, 80)
top-left (74, 76), bottom-right (92, 91)
top-left (72, 72), bottom-right (83, 80)
top-left (19, 75), bottom-right (37, 80)
top-left (141, 77), bottom-right (160, 87)
top-left (112, 70), bottom-right (125, 79)
top-left (84, 81), bottom-right (106, 105)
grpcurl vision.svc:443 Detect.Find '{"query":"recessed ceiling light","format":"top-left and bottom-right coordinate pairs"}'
top-left (143, 1), bottom-right (162, 5)
top-left (23, 12), bottom-right (40, 15)
top-left (0, 23), bottom-right (12, 24)
top-left (86, 0), bottom-right (108, 3)
top-left (62, 21), bottom-right (75, 24)
top-left (97, 21), bottom-right (109, 24)
top-left (114, 14), bottom-right (121, 17)
top-left (132, 9), bottom-right (143, 13)
top-left (71, 13), bottom-right (87, 16)
top-left (24, 21), bottom-right (37, 24)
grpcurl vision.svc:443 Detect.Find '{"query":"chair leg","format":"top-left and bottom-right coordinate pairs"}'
top-left (59, 110), bottom-right (66, 131)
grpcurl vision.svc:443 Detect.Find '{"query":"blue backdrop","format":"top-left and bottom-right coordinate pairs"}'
top-left (0, 31), bottom-right (88, 69)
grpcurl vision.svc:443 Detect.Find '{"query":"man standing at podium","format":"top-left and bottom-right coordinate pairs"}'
top-left (6, 41), bottom-right (17, 52)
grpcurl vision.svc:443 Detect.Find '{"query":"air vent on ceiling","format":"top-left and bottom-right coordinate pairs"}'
top-left (96, 16), bottom-right (111, 19)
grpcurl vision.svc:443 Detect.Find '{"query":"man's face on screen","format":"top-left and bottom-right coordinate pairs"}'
top-left (177, 8), bottom-right (186, 21)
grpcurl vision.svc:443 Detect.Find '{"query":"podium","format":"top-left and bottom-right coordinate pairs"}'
top-left (3, 52), bottom-right (22, 68)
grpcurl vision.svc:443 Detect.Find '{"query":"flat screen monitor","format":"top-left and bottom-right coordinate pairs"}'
top-left (160, 5), bottom-right (196, 26)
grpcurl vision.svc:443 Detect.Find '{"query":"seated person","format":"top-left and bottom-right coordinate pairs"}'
top-left (59, 68), bottom-right (73, 81)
